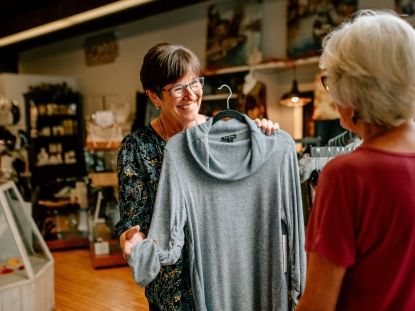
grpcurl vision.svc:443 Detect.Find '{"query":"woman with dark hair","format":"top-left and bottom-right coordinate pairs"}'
top-left (115, 42), bottom-right (279, 311)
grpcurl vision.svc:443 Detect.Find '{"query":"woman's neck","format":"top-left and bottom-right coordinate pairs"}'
top-left (361, 120), bottom-right (415, 152)
top-left (154, 114), bottom-right (206, 141)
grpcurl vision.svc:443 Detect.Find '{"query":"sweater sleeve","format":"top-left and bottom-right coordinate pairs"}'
top-left (128, 148), bottom-right (188, 287)
top-left (281, 141), bottom-right (306, 309)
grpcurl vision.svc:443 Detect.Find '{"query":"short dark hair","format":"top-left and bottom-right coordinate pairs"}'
top-left (140, 42), bottom-right (201, 96)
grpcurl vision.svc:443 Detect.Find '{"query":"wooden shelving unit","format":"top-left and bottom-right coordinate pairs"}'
top-left (24, 85), bottom-right (86, 187)
top-left (85, 140), bottom-right (121, 150)
top-left (89, 240), bottom-right (126, 269)
top-left (46, 234), bottom-right (89, 251)
top-left (202, 56), bottom-right (319, 76)
top-left (24, 83), bottom-right (89, 251)
top-left (203, 93), bottom-right (238, 101)
top-left (85, 140), bottom-right (127, 269)
top-left (37, 200), bottom-right (89, 251)
top-left (200, 57), bottom-right (319, 117)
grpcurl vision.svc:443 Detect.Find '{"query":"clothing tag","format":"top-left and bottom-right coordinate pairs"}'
top-left (94, 241), bottom-right (110, 255)
top-left (220, 134), bottom-right (237, 143)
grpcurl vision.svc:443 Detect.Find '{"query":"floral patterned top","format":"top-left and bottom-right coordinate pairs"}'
top-left (115, 124), bottom-right (195, 311)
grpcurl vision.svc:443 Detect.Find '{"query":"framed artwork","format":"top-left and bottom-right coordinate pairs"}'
top-left (395, 0), bottom-right (415, 26)
top-left (84, 31), bottom-right (119, 66)
top-left (287, 0), bottom-right (358, 59)
top-left (206, 0), bottom-right (263, 68)
top-left (396, 0), bottom-right (415, 14)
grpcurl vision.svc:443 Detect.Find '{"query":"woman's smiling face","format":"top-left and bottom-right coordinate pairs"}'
top-left (158, 69), bottom-right (203, 127)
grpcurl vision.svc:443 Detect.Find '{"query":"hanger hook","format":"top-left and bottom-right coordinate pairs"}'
top-left (218, 84), bottom-right (232, 110)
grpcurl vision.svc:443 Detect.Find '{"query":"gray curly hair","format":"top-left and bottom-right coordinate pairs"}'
top-left (320, 10), bottom-right (415, 128)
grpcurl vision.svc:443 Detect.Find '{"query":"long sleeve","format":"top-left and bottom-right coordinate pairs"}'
top-left (115, 133), bottom-right (162, 238)
top-left (115, 126), bottom-right (194, 311)
top-left (281, 144), bottom-right (306, 309)
top-left (129, 148), bottom-right (188, 287)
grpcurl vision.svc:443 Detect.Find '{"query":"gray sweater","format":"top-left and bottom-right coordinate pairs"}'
top-left (129, 116), bottom-right (306, 311)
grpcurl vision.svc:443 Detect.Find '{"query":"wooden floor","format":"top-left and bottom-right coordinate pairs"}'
top-left (53, 249), bottom-right (149, 311)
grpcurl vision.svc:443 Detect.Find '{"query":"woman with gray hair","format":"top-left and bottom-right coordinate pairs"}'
top-left (297, 10), bottom-right (415, 311)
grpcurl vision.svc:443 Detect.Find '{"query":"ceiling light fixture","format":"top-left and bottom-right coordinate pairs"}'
top-left (280, 67), bottom-right (312, 108)
top-left (0, 0), bottom-right (155, 48)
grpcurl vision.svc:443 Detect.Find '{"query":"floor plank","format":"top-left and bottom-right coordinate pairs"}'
top-left (53, 249), bottom-right (149, 311)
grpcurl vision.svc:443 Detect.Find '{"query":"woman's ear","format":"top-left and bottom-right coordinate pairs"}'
top-left (352, 111), bottom-right (360, 124)
top-left (145, 90), bottom-right (161, 109)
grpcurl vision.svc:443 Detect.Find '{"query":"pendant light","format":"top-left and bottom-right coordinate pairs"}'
top-left (280, 67), bottom-right (312, 108)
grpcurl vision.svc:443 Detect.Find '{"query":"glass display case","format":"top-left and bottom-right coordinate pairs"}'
top-left (0, 181), bottom-right (54, 311)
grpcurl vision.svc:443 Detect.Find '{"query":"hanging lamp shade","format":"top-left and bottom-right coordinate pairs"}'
top-left (280, 79), bottom-right (312, 108)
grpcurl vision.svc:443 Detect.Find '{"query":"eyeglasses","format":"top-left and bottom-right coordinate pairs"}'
top-left (162, 77), bottom-right (204, 98)
top-left (320, 75), bottom-right (329, 92)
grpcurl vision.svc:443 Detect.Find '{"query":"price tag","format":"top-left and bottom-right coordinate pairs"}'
top-left (94, 241), bottom-right (110, 255)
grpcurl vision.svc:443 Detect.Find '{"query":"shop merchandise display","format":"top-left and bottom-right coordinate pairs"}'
top-left (129, 116), bottom-right (306, 310)
top-left (86, 110), bottom-right (124, 149)
top-left (0, 181), bottom-right (54, 311)
top-left (85, 130), bottom-right (124, 268)
top-left (25, 83), bottom-right (84, 173)
top-left (297, 131), bottom-right (362, 224)
top-left (0, 257), bottom-right (24, 274)
top-left (312, 73), bottom-right (344, 146)
top-left (240, 71), bottom-right (267, 120)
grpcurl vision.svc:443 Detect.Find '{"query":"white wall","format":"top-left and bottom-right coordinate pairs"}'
top-left (18, 0), bottom-right (394, 136)
top-left (19, 2), bottom-right (211, 118)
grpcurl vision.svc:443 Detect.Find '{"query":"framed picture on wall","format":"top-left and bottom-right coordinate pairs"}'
top-left (206, 0), bottom-right (263, 68)
top-left (84, 31), bottom-right (119, 66)
top-left (287, 0), bottom-right (358, 59)
top-left (396, 0), bottom-right (415, 26)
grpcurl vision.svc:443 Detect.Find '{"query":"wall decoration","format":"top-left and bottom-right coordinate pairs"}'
top-left (287, 0), bottom-right (357, 59)
top-left (206, 0), bottom-right (263, 69)
top-left (395, 0), bottom-right (415, 26)
top-left (84, 31), bottom-right (119, 66)
top-left (396, 0), bottom-right (415, 15)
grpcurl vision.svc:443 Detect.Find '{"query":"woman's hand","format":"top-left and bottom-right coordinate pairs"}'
top-left (255, 118), bottom-right (280, 135)
top-left (119, 225), bottom-right (146, 261)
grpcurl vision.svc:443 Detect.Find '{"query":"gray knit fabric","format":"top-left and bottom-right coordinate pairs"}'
top-left (129, 115), bottom-right (306, 311)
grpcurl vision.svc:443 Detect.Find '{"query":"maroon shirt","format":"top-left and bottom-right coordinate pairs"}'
top-left (306, 146), bottom-right (415, 311)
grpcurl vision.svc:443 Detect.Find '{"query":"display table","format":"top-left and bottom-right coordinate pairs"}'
top-left (0, 181), bottom-right (54, 311)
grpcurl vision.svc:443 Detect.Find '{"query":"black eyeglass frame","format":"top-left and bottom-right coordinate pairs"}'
top-left (320, 75), bottom-right (329, 92)
top-left (161, 77), bottom-right (205, 98)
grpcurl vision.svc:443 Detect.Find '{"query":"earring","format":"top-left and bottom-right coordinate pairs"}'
top-left (154, 105), bottom-right (160, 110)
